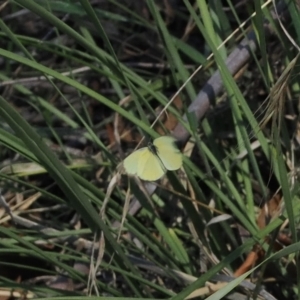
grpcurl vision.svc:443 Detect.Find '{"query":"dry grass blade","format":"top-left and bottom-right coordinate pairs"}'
top-left (260, 54), bottom-right (300, 137)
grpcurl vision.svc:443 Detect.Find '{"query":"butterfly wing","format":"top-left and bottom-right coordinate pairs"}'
top-left (123, 147), bottom-right (147, 176)
top-left (123, 147), bottom-right (165, 181)
top-left (137, 149), bottom-right (165, 181)
top-left (153, 136), bottom-right (182, 171)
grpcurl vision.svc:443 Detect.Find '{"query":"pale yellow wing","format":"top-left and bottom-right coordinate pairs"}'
top-left (123, 147), bottom-right (165, 181)
top-left (137, 149), bottom-right (165, 181)
top-left (153, 136), bottom-right (182, 171)
top-left (123, 147), bottom-right (148, 176)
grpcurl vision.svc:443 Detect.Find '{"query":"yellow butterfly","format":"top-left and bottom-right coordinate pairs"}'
top-left (123, 136), bottom-right (182, 181)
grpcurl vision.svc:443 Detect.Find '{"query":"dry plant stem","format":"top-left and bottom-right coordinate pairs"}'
top-left (121, 1), bottom-right (289, 221)
top-left (172, 29), bottom-right (258, 143)
top-left (173, 0), bottom-right (288, 143)
top-left (129, 255), bottom-right (276, 300)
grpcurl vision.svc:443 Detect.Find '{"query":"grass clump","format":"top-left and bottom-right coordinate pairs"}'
top-left (0, 1), bottom-right (300, 299)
